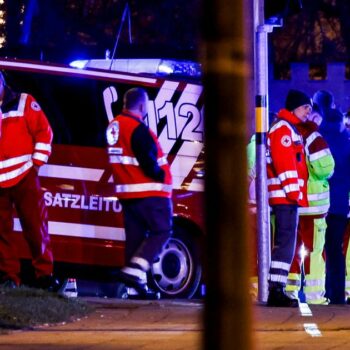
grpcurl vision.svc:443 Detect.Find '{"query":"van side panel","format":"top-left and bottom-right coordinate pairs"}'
top-left (0, 60), bottom-right (204, 273)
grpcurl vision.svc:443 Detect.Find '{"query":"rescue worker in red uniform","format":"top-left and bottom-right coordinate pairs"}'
top-left (286, 104), bottom-right (334, 305)
top-left (266, 89), bottom-right (311, 307)
top-left (0, 72), bottom-right (58, 290)
top-left (106, 87), bottom-right (173, 300)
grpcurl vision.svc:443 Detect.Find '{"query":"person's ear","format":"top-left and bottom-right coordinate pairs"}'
top-left (140, 101), bottom-right (146, 114)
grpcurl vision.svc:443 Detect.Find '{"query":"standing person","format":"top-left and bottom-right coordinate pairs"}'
top-left (286, 104), bottom-right (335, 305)
top-left (319, 108), bottom-right (350, 304)
top-left (0, 72), bottom-right (58, 291)
top-left (106, 87), bottom-right (173, 300)
top-left (313, 90), bottom-right (336, 116)
top-left (343, 115), bottom-right (350, 303)
top-left (247, 133), bottom-right (258, 300)
top-left (266, 89), bottom-right (311, 307)
top-left (345, 203), bottom-right (350, 303)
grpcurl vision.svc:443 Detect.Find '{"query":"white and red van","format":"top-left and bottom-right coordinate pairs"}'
top-left (0, 58), bottom-right (205, 298)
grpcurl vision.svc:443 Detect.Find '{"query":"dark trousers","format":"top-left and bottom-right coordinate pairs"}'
top-left (0, 168), bottom-right (53, 285)
top-left (269, 204), bottom-right (298, 287)
top-left (121, 197), bottom-right (173, 268)
top-left (325, 213), bottom-right (348, 304)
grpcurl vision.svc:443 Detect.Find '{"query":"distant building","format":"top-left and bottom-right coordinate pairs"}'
top-left (269, 63), bottom-right (350, 114)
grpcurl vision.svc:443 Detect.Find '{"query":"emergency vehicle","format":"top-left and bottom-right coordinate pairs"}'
top-left (0, 58), bottom-right (205, 299)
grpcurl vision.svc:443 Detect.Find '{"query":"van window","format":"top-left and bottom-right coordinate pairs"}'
top-left (5, 70), bottom-right (109, 147)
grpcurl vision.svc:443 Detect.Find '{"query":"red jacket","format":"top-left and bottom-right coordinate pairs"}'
top-left (0, 93), bottom-right (53, 188)
top-left (107, 110), bottom-right (172, 199)
top-left (267, 109), bottom-right (308, 207)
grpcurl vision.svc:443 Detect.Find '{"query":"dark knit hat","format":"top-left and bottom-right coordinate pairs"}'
top-left (285, 89), bottom-right (312, 111)
top-left (313, 90), bottom-right (334, 110)
top-left (323, 108), bottom-right (344, 123)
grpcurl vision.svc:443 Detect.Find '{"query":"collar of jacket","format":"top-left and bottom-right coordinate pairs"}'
top-left (297, 120), bottom-right (318, 137)
top-left (277, 108), bottom-right (304, 126)
top-left (121, 108), bottom-right (143, 121)
top-left (1, 86), bottom-right (20, 113)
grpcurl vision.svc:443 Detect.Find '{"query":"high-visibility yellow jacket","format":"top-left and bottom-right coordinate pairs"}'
top-left (297, 120), bottom-right (334, 216)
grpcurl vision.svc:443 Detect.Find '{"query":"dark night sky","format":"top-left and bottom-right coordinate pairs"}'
top-left (0, 0), bottom-right (202, 65)
top-left (2, 1), bottom-right (350, 68)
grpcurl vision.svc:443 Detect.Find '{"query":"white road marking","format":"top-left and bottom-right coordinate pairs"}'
top-left (299, 303), bottom-right (322, 337)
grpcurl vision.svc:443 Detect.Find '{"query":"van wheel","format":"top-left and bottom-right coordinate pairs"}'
top-left (149, 224), bottom-right (202, 299)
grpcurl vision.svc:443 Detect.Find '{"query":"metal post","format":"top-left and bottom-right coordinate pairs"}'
top-left (254, 0), bottom-right (272, 303)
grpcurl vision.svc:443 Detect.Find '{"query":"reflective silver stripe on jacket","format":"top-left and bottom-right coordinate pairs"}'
top-left (268, 120), bottom-right (303, 142)
top-left (267, 177), bottom-right (281, 185)
top-left (284, 183), bottom-right (300, 193)
top-left (304, 131), bottom-right (319, 150)
top-left (0, 160), bottom-right (33, 182)
top-left (32, 152), bottom-right (49, 163)
top-left (268, 177), bottom-right (303, 187)
top-left (107, 147), bottom-right (123, 155)
top-left (298, 204), bottom-right (330, 215)
top-left (2, 94), bottom-right (27, 119)
top-left (269, 190), bottom-right (287, 198)
top-left (270, 190), bottom-right (303, 201)
top-left (109, 155), bottom-right (168, 166)
top-left (116, 183), bottom-right (172, 193)
top-left (109, 155), bottom-right (139, 165)
top-left (279, 170), bottom-right (298, 182)
top-left (35, 142), bottom-right (52, 152)
top-left (0, 154), bottom-right (32, 169)
top-left (308, 191), bottom-right (330, 201)
top-left (309, 148), bottom-right (332, 162)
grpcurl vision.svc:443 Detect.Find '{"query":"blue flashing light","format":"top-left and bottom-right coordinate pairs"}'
top-left (159, 60), bottom-right (202, 78)
top-left (158, 63), bottom-right (174, 75)
top-left (69, 60), bottom-right (88, 69)
top-left (68, 58), bottom-right (202, 79)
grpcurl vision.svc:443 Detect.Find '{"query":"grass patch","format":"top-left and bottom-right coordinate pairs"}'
top-left (0, 286), bottom-right (93, 330)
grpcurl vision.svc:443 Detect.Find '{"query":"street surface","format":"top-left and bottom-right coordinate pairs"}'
top-left (254, 302), bottom-right (350, 349)
top-left (1, 298), bottom-right (350, 349)
top-left (0, 298), bottom-right (203, 350)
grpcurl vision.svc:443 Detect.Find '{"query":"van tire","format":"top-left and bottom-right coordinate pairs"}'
top-left (149, 223), bottom-right (202, 299)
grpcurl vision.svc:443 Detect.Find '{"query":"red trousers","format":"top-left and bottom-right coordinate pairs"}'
top-left (248, 206), bottom-right (258, 277)
top-left (0, 168), bottom-right (53, 285)
top-left (289, 215), bottom-right (325, 275)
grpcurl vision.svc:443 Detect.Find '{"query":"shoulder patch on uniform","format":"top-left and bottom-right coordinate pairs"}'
top-left (31, 101), bottom-right (41, 111)
top-left (281, 135), bottom-right (292, 147)
top-left (106, 120), bottom-right (119, 145)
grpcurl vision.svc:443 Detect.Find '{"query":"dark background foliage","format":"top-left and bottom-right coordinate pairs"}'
top-left (1, 0), bottom-right (350, 66)
top-left (271, 0), bottom-right (350, 64)
top-left (1, 0), bottom-right (202, 64)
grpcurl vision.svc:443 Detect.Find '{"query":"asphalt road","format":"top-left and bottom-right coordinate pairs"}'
top-left (255, 302), bottom-right (350, 349)
top-left (1, 298), bottom-right (350, 349)
top-left (0, 298), bottom-right (204, 350)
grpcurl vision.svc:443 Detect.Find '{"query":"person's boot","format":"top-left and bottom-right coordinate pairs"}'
top-left (118, 267), bottom-right (161, 300)
top-left (123, 286), bottom-right (161, 300)
top-left (267, 285), bottom-right (299, 307)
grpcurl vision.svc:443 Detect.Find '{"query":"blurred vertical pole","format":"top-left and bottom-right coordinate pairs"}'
top-left (202, 0), bottom-right (253, 349)
top-left (254, 0), bottom-right (271, 303)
